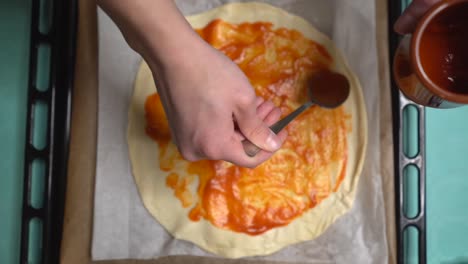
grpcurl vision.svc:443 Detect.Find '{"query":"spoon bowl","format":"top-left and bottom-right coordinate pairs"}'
top-left (243, 69), bottom-right (350, 157)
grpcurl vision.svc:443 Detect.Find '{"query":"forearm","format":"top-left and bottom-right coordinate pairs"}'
top-left (97, 0), bottom-right (200, 68)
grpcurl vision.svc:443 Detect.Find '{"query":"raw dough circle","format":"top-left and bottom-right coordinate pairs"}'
top-left (127, 2), bottom-right (367, 258)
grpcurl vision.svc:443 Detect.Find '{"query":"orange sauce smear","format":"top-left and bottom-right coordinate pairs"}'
top-left (144, 20), bottom-right (350, 235)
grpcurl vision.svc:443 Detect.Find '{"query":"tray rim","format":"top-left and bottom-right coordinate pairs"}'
top-left (19, 0), bottom-right (78, 263)
top-left (387, 0), bottom-right (427, 263)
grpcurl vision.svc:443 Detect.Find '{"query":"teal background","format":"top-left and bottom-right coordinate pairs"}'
top-left (0, 0), bottom-right (32, 263)
top-left (426, 108), bottom-right (468, 264)
top-left (402, 106), bottom-right (468, 264)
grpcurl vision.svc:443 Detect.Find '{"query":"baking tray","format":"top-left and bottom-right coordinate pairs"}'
top-left (12, 0), bottom-right (425, 263)
top-left (19, 0), bottom-right (77, 263)
top-left (388, 0), bottom-right (426, 263)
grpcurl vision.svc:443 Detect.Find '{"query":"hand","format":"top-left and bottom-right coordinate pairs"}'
top-left (99, 0), bottom-right (287, 167)
top-left (148, 39), bottom-right (287, 168)
top-left (394, 0), bottom-right (441, 34)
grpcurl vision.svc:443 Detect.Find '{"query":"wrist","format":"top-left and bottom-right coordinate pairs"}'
top-left (141, 25), bottom-right (204, 73)
top-left (98, 0), bottom-right (202, 70)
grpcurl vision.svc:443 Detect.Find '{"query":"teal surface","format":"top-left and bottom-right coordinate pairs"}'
top-left (426, 108), bottom-right (468, 264)
top-left (404, 226), bottom-right (420, 264)
top-left (0, 0), bottom-right (32, 263)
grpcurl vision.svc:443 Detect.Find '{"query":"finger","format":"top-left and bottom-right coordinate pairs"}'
top-left (394, 0), bottom-right (441, 34)
top-left (233, 129), bottom-right (246, 141)
top-left (221, 139), bottom-right (276, 168)
top-left (224, 107), bottom-right (287, 168)
top-left (264, 107), bottom-right (282, 127)
top-left (235, 100), bottom-right (282, 152)
top-left (234, 99), bottom-right (281, 141)
top-left (255, 96), bottom-right (264, 107)
top-left (223, 128), bottom-right (288, 168)
top-left (276, 129), bottom-right (288, 145)
top-left (256, 100), bottom-right (276, 120)
top-left (233, 100), bottom-right (275, 141)
top-left (178, 143), bottom-right (205, 162)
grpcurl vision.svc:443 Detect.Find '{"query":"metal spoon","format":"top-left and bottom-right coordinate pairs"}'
top-left (242, 70), bottom-right (351, 157)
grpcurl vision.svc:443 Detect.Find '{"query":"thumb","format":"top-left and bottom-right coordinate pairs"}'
top-left (394, 0), bottom-right (441, 34)
top-left (234, 101), bottom-right (281, 153)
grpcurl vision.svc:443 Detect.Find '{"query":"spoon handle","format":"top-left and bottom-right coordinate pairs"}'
top-left (270, 101), bottom-right (313, 133)
top-left (242, 101), bottom-right (313, 157)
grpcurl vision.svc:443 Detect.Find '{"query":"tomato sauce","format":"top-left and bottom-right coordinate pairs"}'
top-left (419, 2), bottom-right (468, 94)
top-left (144, 20), bottom-right (350, 235)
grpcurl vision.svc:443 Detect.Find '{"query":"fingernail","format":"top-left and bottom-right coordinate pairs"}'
top-left (266, 131), bottom-right (280, 151)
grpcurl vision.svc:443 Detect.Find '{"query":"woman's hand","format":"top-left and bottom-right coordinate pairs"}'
top-left (149, 38), bottom-right (287, 168)
top-left (98, 0), bottom-right (286, 168)
top-left (394, 0), bottom-right (441, 34)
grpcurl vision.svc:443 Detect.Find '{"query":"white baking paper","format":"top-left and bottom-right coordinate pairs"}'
top-left (93, 0), bottom-right (390, 262)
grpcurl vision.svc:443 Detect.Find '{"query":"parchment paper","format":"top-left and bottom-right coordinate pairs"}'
top-left (93, 0), bottom-right (390, 262)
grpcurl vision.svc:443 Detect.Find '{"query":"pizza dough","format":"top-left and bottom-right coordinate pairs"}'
top-left (127, 2), bottom-right (367, 258)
